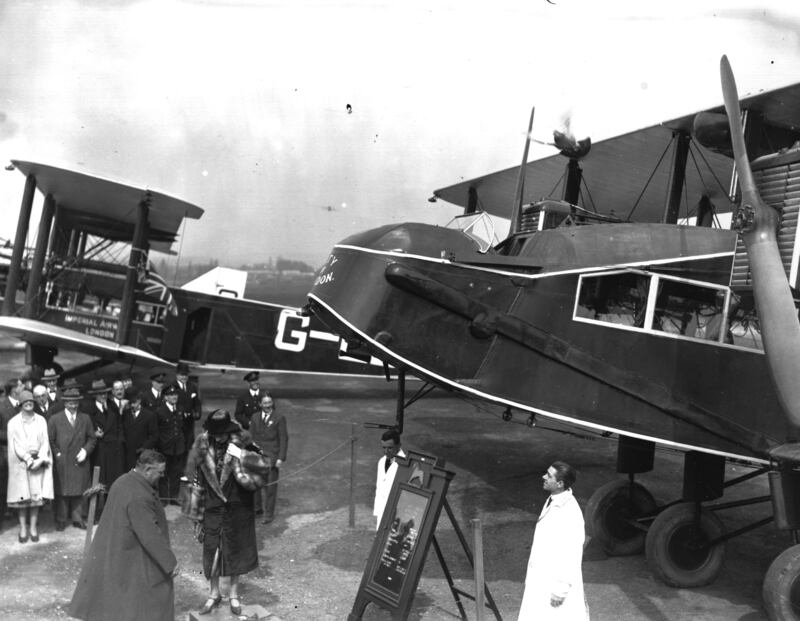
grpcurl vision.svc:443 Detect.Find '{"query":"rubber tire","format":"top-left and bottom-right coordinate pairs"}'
top-left (763, 544), bottom-right (800, 620)
top-left (585, 479), bottom-right (657, 556)
top-left (645, 502), bottom-right (725, 588)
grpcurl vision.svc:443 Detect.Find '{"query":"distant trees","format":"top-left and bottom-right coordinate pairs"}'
top-left (155, 255), bottom-right (314, 285)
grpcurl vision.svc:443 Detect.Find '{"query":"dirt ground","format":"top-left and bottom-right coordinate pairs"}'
top-left (0, 353), bottom-right (786, 620)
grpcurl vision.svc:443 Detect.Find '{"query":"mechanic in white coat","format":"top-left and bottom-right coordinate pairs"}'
top-left (373, 429), bottom-right (406, 530)
top-left (518, 461), bottom-right (589, 620)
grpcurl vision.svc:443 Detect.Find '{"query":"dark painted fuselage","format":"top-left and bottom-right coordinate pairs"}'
top-left (309, 221), bottom-right (794, 461)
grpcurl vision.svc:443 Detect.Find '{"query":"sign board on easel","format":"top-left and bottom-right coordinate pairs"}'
top-left (349, 451), bottom-right (454, 621)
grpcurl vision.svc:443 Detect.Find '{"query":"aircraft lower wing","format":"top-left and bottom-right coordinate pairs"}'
top-left (0, 316), bottom-right (172, 367)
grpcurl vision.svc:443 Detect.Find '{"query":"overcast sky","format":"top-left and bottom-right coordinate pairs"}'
top-left (1, 0), bottom-right (799, 267)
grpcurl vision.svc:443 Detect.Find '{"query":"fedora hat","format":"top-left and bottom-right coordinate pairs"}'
top-left (62, 387), bottom-right (83, 401)
top-left (41, 368), bottom-right (60, 382)
top-left (203, 409), bottom-right (241, 435)
top-left (87, 379), bottom-right (111, 395)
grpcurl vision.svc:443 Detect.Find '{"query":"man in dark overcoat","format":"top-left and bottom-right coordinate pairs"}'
top-left (122, 388), bottom-right (159, 471)
top-left (86, 379), bottom-right (125, 518)
top-left (156, 383), bottom-right (185, 503)
top-left (47, 387), bottom-right (96, 530)
top-left (69, 449), bottom-right (179, 621)
top-left (174, 362), bottom-right (201, 470)
top-left (233, 371), bottom-right (263, 430)
top-left (249, 392), bottom-right (288, 523)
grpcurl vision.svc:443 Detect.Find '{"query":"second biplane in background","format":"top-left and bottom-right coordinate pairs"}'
top-left (0, 160), bottom-right (383, 378)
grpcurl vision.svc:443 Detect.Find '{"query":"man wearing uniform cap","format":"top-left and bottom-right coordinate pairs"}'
top-left (47, 387), bottom-right (97, 530)
top-left (156, 383), bottom-right (185, 504)
top-left (174, 363), bottom-right (201, 471)
top-left (234, 371), bottom-right (263, 430)
top-left (143, 372), bottom-right (166, 412)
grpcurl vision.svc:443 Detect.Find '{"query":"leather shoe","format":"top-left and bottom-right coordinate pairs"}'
top-left (55, 521), bottom-right (66, 531)
top-left (198, 595), bottom-right (221, 615)
top-left (18, 533), bottom-right (28, 543)
top-left (229, 597), bottom-right (242, 615)
top-left (72, 520), bottom-right (87, 530)
top-left (30, 533), bottom-right (39, 542)
top-left (262, 516), bottom-right (274, 524)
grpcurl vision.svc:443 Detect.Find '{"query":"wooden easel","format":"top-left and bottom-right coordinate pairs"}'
top-left (430, 499), bottom-right (502, 621)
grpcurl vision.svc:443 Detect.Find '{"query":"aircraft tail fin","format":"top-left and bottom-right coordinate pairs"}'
top-left (181, 267), bottom-right (247, 298)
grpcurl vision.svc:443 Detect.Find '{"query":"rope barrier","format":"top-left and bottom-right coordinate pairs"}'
top-left (260, 429), bottom-right (362, 487)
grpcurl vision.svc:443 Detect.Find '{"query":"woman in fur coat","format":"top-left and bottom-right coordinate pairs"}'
top-left (186, 409), bottom-right (263, 616)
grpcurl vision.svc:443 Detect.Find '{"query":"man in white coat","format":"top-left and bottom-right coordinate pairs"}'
top-left (373, 429), bottom-right (406, 530)
top-left (518, 461), bottom-right (588, 620)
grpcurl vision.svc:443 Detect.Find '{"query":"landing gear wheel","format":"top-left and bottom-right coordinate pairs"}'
top-left (585, 479), bottom-right (657, 556)
top-left (763, 544), bottom-right (800, 620)
top-left (645, 502), bottom-right (725, 587)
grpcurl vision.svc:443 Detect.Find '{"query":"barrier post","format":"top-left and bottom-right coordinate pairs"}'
top-left (349, 422), bottom-right (357, 528)
top-left (472, 518), bottom-right (485, 621)
top-left (84, 466), bottom-right (101, 556)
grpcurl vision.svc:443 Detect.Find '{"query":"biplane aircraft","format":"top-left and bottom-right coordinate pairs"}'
top-left (0, 160), bottom-right (384, 379)
top-left (307, 57), bottom-right (800, 618)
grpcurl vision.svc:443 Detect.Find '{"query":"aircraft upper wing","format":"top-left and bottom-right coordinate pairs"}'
top-left (433, 82), bottom-right (800, 223)
top-left (0, 316), bottom-right (172, 367)
top-left (11, 161), bottom-right (204, 254)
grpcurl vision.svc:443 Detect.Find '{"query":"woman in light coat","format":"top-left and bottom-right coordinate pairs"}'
top-left (7, 390), bottom-right (54, 543)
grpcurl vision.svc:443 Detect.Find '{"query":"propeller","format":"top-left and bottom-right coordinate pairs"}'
top-left (720, 55), bottom-right (800, 432)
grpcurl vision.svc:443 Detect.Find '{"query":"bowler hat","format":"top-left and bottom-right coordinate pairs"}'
top-left (87, 379), bottom-right (111, 395)
top-left (176, 362), bottom-right (190, 375)
top-left (18, 390), bottom-right (35, 405)
top-left (62, 387), bottom-right (83, 401)
top-left (204, 409), bottom-right (241, 435)
top-left (243, 371), bottom-right (260, 382)
top-left (150, 372), bottom-right (166, 383)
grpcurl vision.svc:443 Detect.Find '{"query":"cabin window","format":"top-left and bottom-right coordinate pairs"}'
top-left (652, 279), bottom-right (725, 342)
top-left (726, 298), bottom-right (762, 350)
top-left (574, 270), bottom-right (759, 350)
top-left (576, 272), bottom-right (650, 327)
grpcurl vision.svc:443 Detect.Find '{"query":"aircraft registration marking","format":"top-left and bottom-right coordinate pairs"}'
top-left (273, 308), bottom-right (382, 366)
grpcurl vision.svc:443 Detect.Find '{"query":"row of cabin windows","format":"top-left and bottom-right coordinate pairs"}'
top-left (44, 282), bottom-right (167, 326)
top-left (575, 271), bottom-right (763, 350)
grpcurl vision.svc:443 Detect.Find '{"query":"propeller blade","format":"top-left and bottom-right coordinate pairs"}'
top-left (720, 56), bottom-right (760, 210)
top-left (720, 55), bottom-right (800, 431)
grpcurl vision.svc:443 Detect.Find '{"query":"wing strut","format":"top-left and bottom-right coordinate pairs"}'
top-left (509, 107), bottom-right (535, 235)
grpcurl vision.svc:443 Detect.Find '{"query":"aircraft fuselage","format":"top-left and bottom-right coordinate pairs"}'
top-left (309, 221), bottom-right (792, 462)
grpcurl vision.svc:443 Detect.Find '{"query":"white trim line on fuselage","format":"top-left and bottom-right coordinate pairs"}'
top-left (308, 292), bottom-right (770, 466)
top-left (333, 243), bottom-right (736, 282)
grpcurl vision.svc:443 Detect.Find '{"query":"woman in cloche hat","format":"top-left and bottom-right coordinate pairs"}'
top-left (6, 390), bottom-right (54, 543)
top-left (185, 409), bottom-right (265, 615)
